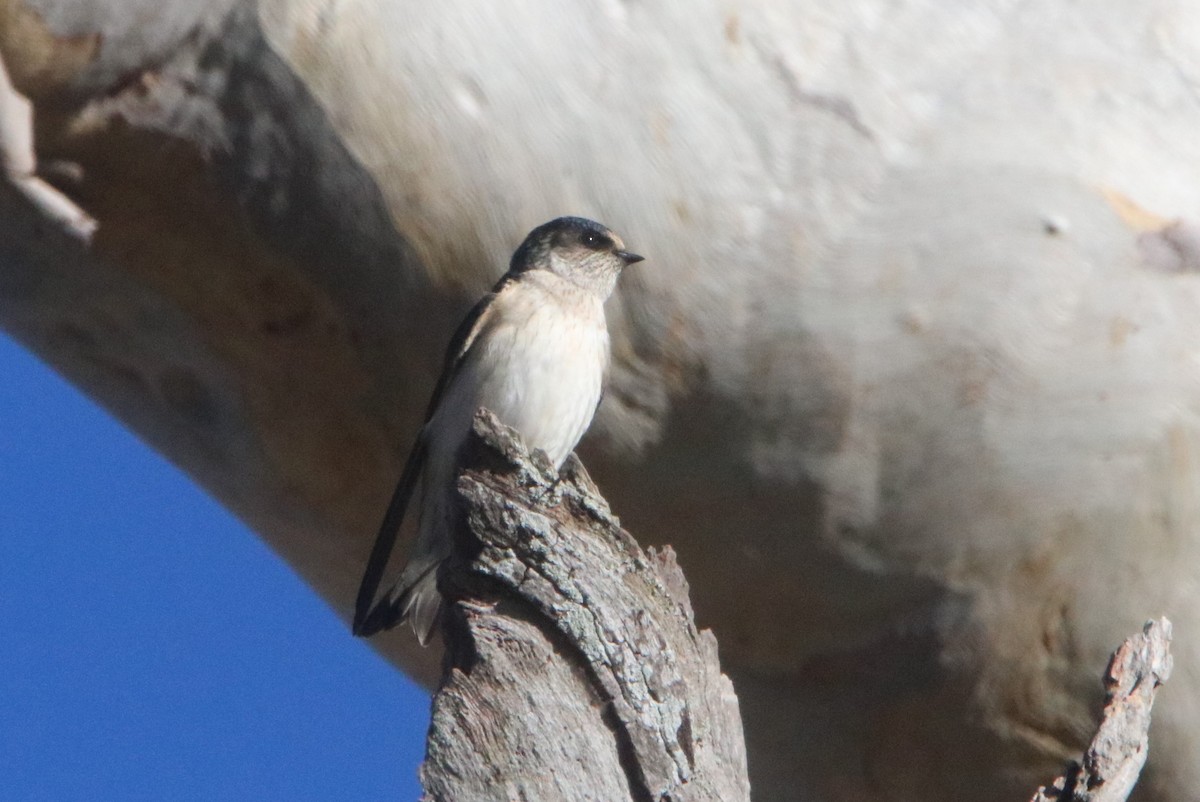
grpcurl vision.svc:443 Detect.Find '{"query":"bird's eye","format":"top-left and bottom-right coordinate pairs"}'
top-left (580, 231), bottom-right (610, 250)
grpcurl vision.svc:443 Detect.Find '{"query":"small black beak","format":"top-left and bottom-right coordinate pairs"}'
top-left (615, 250), bottom-right (645, 265)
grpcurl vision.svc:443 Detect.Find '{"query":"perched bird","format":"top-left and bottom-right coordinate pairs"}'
top-left (353, 217), bottom-right (644, 643)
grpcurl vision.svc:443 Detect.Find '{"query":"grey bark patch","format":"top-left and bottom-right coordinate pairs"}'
top-left (423, 409), bottom-right (751, 802)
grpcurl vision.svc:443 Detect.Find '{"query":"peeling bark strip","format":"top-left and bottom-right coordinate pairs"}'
top-left (1031, 618), bottom-right (1173, 802)
top-left (422, 410), bottom-right (750, 802)
top-left (0, 52), bottom-right (96, 241)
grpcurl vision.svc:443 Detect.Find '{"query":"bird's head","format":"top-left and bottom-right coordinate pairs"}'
top-left (509, 217), bottom-right (644, 297)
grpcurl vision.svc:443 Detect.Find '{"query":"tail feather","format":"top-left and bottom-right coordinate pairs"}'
top-left (354, 435), bottom-right (429, 637)
top-left (399, 567), bottom-right (444, 646)
top-left (354, 556), bottom-right (445, 642)
top-left (354, 424), bottom-right (454, 644)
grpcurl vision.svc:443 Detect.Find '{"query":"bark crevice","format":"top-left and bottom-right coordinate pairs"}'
top-left (422, 409), bottom-right (751, 802)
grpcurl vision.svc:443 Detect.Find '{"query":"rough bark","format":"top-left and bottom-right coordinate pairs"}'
top-left (1031, 619), bottom-right (1174, 802)
top-left (422, 410), bottom-right (750, 802)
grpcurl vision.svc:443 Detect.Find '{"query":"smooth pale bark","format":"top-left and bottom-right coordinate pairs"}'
top-left (1, 1), bottom-right (1196, 799)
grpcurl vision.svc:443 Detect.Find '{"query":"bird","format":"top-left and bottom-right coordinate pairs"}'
top-left (353, 216), bottom-right (644, 643)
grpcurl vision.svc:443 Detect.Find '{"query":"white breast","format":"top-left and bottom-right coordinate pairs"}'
top-left (427, 275), bottom-right (610, 472)
top-left (471, 286), bottom-right (608, 466)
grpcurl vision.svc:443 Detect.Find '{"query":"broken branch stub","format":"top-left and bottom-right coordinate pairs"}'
top-left (422, 409), bottom-right (750, 802)
top-left (1030, 618), bottom-right (1173, 802)
top-left (0, 53), bottom-right (97, 242)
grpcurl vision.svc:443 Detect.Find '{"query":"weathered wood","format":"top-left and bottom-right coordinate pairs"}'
top-left (1031, 619), bottom-right (1173, 802)
top-left (422, 410), bottom-right (750, 802)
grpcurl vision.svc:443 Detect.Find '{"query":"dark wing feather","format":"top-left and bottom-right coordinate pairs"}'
top-left (352, 434), bottom-right (428, 635)
top-left (421, 273), bottom-right (516, 420)
top-left (352, 274), bottom-right (515, 636)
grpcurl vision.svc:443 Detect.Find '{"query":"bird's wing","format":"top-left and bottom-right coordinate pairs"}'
top-left (352, 274), bottom-right (515, 636)
top-left (422, 272), bottom-right (515, 420)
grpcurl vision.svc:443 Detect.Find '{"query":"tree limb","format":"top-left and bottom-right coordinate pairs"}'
top-left (0, 52), bottom-right (96, 242)
top-left (1031, 618), bottom-right (1174, 802)
top-left (421, 409), bottom-right (750, 801)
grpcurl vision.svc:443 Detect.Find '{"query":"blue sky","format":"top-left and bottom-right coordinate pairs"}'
top-left (0, 332), bottom-right (427, 800)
